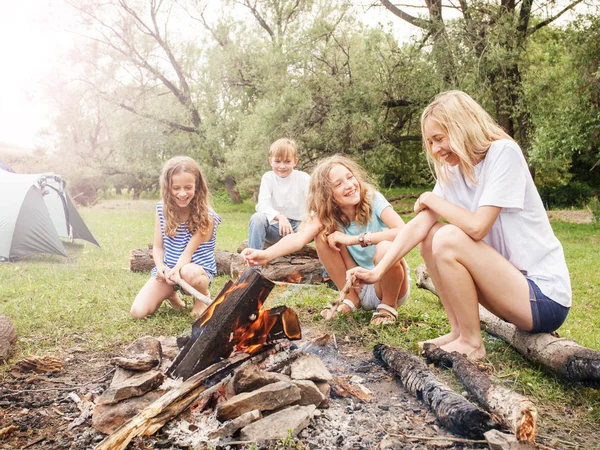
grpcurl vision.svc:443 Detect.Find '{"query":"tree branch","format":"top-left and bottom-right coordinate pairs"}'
top-left (527, 0), bottom-right (584, 36)
top-left (379, 0), bottom-right (430, 29)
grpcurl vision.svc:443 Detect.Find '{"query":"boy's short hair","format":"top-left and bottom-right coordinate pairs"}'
top-left (269, 138), bottom-right (298, 160)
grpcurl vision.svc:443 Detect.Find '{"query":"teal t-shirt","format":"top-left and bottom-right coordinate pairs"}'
top-left (343, 191), bottom-right (391, 270)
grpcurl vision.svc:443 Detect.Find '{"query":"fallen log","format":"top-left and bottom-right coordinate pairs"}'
top-left (424, 345), bottom-right (537, 441)
top-left (414, 264), bottom-right (600, 388)
top-left (130, 246), bottom-right (325, 284)
top-left (374, 344), bottom-right (496, 439)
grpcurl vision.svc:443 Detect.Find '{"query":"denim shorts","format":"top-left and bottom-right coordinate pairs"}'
top-left (527, 278), bottom-right (569, 333)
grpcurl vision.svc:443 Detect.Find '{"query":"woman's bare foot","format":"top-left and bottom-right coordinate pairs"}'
top-left (440, 339), bottom-right (486, 362)
top-left (190, 300), bottom-right (208, 318)
top-left (167, 292), bottom-right (186, 310)
top-left (418, 332), bottom-right (459, 350)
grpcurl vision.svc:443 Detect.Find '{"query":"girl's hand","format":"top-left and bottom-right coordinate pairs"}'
top-left (166, 266), bottom-right (181, 285)
top-left (240, 248), bottom-right (270, 266)
top-left (414, 192), bottom-right (431, 215)
top-left (156, 265), bottom-right (169, 282)
top-left (347, 266), bottom-right (381, 286)
top-left (327, 231), bottom-right (353, 251)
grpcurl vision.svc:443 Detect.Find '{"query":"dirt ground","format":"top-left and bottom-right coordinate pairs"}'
top-left (1, 327), bottom-right (598, 450)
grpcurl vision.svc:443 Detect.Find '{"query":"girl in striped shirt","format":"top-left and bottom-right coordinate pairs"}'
top-left (131, 157), bottom-right (221, 319)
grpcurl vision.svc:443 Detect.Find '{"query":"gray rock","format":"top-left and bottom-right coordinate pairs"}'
top-left (97, 369), bottom-right (164, 405)
top-left (292, 380), bottom-right (325, 407)
top-left (240, 404), bottom-right (316, 441)
top-left (0, 315), bottom-right (17, 362)
top-left (216, 381), bottom-right (301, 421)
top-left (208, 409), bottom-right (262, 439)
top-left (289, 353), bottom-right (332, 381)
top-left (233, 364), bottom-right (291, 393)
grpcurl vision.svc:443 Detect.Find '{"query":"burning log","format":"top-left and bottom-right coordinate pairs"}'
top-left (415, 264), bottom-right (600, 387)
top-left (167, 269), bottom-right (301, 381)
top-left (424, 345), bottom-right (537, 441)
top-left (374, 344), bottom-right (496, 439)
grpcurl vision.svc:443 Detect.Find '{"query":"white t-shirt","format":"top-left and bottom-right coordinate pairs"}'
top-left (433, 139), bottom-right (572, 307)
top-left (255, 170), bottom-right (311, 222)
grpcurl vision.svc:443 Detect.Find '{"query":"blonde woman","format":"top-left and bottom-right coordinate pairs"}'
top-left (131, 156), bottom-right (221, 319)
top-left (241, 155), bottom-right (410, 326)
top-left (349, 91), bottom-right (571, 361)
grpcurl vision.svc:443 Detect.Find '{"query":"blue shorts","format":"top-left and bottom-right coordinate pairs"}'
top-left (527, 279), bottom-right (569, 333)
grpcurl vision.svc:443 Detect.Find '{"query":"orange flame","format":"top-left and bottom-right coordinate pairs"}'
top-left (199, 282), bottom-right (249, 327)
top-left (281, 272), bottom-right (303, 283)
top-left (233, 309), bottom-right (279, 354)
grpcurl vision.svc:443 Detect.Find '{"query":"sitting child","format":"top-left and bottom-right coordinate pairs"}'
top-left (130, 156), bottom-right (221, 319)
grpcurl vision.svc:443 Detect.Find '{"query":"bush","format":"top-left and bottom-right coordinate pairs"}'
top-left (588, 196), bottom-right (600, 225)
top-left (538, 181), bottom-right (595, 209)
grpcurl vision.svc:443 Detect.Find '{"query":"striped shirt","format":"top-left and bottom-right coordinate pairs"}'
top-left (152, 202), bottom-right (221, 281)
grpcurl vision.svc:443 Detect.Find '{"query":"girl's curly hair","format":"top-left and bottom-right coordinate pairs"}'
top-left (160, 156), bottom-right (210, 237)
top-left (306, 154), bottom-right (374, 240)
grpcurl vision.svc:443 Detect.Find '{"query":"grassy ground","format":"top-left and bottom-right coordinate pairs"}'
top-left (1, 195), bottom-right (599, 438)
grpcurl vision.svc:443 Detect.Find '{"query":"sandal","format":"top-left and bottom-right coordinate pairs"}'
top-left (320, 299), bottom-right (357, 320)
top-left (370, 304), bottom-right (398, 326)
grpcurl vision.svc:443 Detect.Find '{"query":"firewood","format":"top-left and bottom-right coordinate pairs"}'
top-left (325, 276), bottom-right (355, 320)
top-left (95, 351), bottom-right (259, 450)
top-left (333, 375), bottom-right (373, 403)
top-left (167, 268), bottom-right (275, 380)
top-left (170, 272), bottom-right (212, 306)
top-left (11, 356), bottom-right (62, 374)
top-left (415, 264), bottom-right (600, 387)
top-left (373, 344), bottom-right (497, 439)
top-left (424, 345), bottom-right (537, 441)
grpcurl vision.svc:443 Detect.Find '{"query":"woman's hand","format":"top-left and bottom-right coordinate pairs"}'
top-left (414, 192), bottom-right (432, 215)
top-left (240, 248), bottom-right (270, 266)
top-left (346, 266), bottom-right (382, 286)
top-left (165, 266), bottom-right (181, 285)
top-left (155, 265), bottom-right (169, 283)
top-left (327, 231), bottom-right (354, 251)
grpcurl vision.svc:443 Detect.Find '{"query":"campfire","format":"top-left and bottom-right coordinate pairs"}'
top-left (92, 268), bottom-right (331, 449)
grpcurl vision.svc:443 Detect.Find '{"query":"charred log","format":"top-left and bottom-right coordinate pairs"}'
top-left (374, 344), bottom-right (496, 439)
top-left (424, 345), bottom-right (537, 441)
top-left (167, 269), bottom-right (274, 380)
top-left (415, 264), bottom-right (600, 387)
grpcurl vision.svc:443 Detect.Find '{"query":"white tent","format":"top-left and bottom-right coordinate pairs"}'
top-left (0, 170), bottom-right (99, 260)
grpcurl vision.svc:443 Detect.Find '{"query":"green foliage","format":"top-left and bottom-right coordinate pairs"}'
top-left (538, 181), bottom-right (596, 209)
top-left (588, 196), bottom-right (600, 225)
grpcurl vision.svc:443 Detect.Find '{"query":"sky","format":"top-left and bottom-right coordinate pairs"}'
top-left (0, 1), bottom-right (588, 150)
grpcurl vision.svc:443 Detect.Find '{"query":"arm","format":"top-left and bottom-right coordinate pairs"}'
top-left (348, 209), bottom-right (439, 284)
top-left (152, 212), bottom-right (168, 282)
top-left (255, 173), bottom-right (279, 222)
top-left (417, 192), bottom-right (501, 241)
top-left (241, 217), bottom-right (321, 266)
top-left (326, 204), bottom-right (405, 250)
top-left (168, 216), bottom-right (215, 279)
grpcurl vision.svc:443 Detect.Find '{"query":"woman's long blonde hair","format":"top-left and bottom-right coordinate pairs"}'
top-left (421, 90), bottom-right (512, 185)
top-left (307, 155), bottom-right (374, 238)
top-left (160, 156), bottom-right (210, 237)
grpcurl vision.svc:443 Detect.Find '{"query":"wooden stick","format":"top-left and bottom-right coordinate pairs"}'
top-left (325, 275), bottom-right (355, 320)
top-left (171, 272), bottom-right (212, 306)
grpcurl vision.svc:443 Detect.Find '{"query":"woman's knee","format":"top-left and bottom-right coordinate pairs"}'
top-left (430, 224), bottom-right (470, 257)
top-left (180, 264), bottom-right (209, 289)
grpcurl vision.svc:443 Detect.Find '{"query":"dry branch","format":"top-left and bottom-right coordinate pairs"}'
top-left (424, 345), bottom-right (537, 441)
top-left (414, 264), bottom-right (600, 387)
top-left (374, 344), bottom-right (496, 439)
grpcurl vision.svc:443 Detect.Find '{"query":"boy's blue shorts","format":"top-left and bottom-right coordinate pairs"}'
top-left (527, 278), bottom-right (569, 333)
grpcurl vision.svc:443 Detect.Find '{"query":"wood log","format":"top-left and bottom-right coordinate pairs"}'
top-left (374, 343), bottom-right (496, 439)
top-left (424, 345), bottom-right (537, 441)
top-left (130, 246), bottom-right (324, 284)
top-left (167, 268), bottom-right (274, 380)
top-left (95, 351), bottom-right (258, 450)
top-left (415, 264), bottom-right (600, 387)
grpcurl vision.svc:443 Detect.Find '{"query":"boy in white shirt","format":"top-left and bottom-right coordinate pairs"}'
top-left (248, 138), bottom-right (311, 250)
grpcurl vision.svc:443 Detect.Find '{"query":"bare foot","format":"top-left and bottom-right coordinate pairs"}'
top-left (320, 301), bottom-right (355, 321)
top-left (417, 332), bottom-right (459, 350)
top-left (167, 292), bottom-right (186, 310)
top-left (440, 339), bottom-right (486, 362)
top-left (190, 300), bottom-right (208, 318)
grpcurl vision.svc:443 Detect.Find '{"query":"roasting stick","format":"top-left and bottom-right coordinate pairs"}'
top-left (170, 272), bottom-right (212, 306)
top-left (325, 275), bottom-right (355, 320)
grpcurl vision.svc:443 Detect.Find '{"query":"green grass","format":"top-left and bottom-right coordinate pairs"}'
top-left (1, 197), bottom-right (599, 436)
